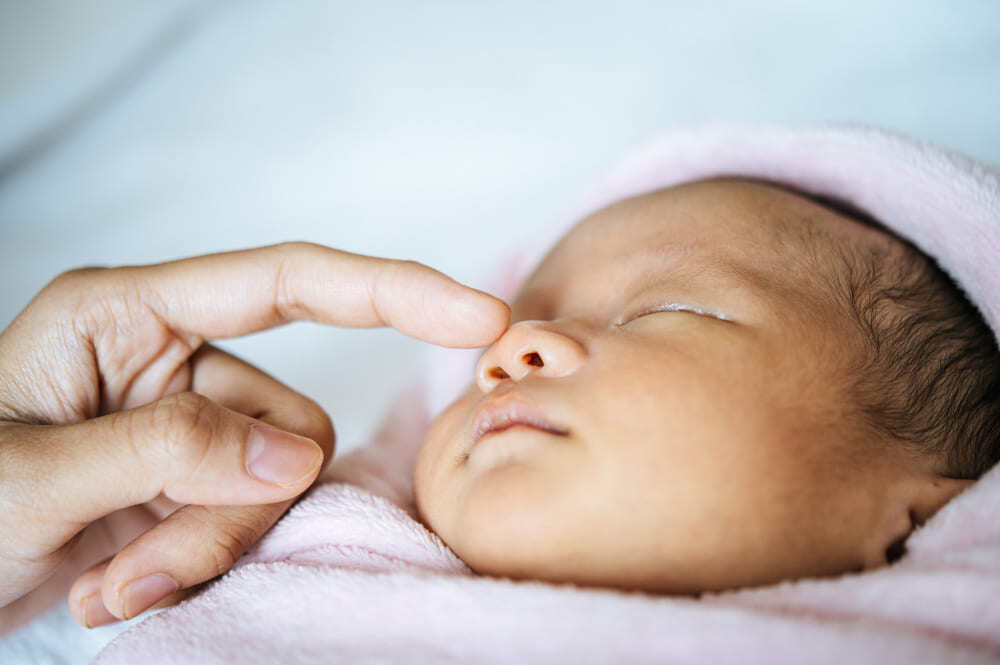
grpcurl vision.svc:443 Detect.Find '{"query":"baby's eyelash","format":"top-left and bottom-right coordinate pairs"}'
top-left (651, 303), bottom-right (734, 320)
top-left (615, 303), bottom-right (734, 326)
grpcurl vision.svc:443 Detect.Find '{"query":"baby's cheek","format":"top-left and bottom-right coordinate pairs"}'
top-left (412, 396), bottom-right (476, 537)
top-left (412, 433), bottom-right (449, 532)
top-left (444, 464), bottom-right (558, 576)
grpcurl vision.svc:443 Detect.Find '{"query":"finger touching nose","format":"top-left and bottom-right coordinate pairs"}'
top-left (475, 320), bottom-right (587, 392)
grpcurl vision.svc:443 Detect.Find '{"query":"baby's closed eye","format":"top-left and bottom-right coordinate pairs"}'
top-left (615, 302), bottom-right (734, 326)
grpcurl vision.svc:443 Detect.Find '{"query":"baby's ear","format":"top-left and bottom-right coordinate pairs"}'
top-left (860, 474), bottom-right (975, 569)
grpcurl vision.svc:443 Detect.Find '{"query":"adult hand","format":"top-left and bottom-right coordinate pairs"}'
top-left (0, 242), bottom-right (508, 629)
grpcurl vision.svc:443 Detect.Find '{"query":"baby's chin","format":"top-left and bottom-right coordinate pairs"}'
top-left (421, 472), bottom-right (870, 597)
top-left (453, 532), bottom-right (860, 597)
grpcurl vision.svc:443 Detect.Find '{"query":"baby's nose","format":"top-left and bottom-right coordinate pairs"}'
top-left (475, 320), bottom-right (587, 392)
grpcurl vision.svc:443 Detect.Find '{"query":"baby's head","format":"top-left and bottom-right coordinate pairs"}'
top-left (414, 178), bottom-right (1000, 594)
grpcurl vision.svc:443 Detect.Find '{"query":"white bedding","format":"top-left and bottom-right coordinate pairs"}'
top-left (2, 1), bottom-right (999, 663)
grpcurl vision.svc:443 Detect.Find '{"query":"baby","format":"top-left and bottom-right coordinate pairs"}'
top-left (91, 129), bottom-right (1000, 662)
top-left (413, 177), bottom-right (1000, 594)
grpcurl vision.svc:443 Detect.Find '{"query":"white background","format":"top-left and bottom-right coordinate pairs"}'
top-left (1, 1), bottom-right (999, 662)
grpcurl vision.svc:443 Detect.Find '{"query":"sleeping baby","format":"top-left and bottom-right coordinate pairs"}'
top-left (93, 126), bottom-right (1000, 663)
top-left (413, 176), bottom-right (998, 594)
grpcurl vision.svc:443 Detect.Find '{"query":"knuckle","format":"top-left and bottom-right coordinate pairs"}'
top-left (389, 259), bottom-right (433, 290)
top-left (273, 262), bottom-right (298, 321)
top-left (390, 259), bottom-right (429, 281)
top-left (47, 266), bottom-right (108, 292)
top-left (398, 259), bottom-right (426, 271)
top-left (204, 517), bottom-right (264, 577)
top-left (107, 408), bottom-right (145, 466)
top-left (39, 268), bottom-right (110, 312)
top-left (272, 240), bottom-right (318, 255)
top-left (151, 392), bottom-right (218, 469)
top-left (270, 242), bottom-right (319, 321)
top-left (208, 529), bottom-right (247, 576)
top-left (38, 267), bottom-right (145, 336)
top-left (171, 506), bottom-right (266, 579)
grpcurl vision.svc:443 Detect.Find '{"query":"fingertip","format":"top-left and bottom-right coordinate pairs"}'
top-left (246, 424), bottom-right (324, 488)
top-left (473, 291), bottom-right (512, 345)
top-left (80, 592), bottom-right (118, 629)
top-left (438, 289), bottom-right (511, 348)
top-left (115, 573), bottom-right (180, 620)
top-left (69, 560), bottom-right (115, 628)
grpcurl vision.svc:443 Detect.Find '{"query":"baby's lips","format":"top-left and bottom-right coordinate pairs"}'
top-left (471, 394), bottom-right (569, 443)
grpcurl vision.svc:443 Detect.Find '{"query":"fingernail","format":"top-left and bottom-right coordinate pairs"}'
top-left (119, 573), bottom-right (179, 619)
top-left (82, 592), bottom-right (116, 628)
top-left (246, 424), bottom-right (322, 485)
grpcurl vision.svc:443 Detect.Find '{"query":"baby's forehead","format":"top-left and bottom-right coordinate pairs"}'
top-left (519, 179), bottom-right (895, 320)
top-left (588, 179), bottom-right (874, 245)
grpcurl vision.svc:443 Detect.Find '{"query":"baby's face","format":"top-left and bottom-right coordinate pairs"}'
top-left (414, 179), bottom-right (918, 594)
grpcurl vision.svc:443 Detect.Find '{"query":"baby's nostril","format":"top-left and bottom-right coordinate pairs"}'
top-left (489, 367), bottom-right (510, 380)
top-left (522, 352), bottom-right (544, 367)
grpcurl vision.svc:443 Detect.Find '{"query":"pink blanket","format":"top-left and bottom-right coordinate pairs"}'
top-left (93, 125), bottom-right (1000, 664)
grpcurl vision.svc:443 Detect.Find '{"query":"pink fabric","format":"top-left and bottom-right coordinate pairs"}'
top-left (93, 125), bottom-right (1000, 664)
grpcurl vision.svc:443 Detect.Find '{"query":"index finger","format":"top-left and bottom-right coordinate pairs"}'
top-left (123, 242), bottom-right (510, 348)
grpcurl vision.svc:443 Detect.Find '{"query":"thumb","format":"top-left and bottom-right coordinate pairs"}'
top-left (16, 392), bottom-right (324, 530)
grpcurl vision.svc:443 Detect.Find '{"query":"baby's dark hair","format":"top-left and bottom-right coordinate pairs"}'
top-left (807, 194), bottom-right (1000, 480)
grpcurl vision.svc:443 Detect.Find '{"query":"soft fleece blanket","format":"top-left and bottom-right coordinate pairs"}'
top-left (93, 125), bottom-right (1000, 664)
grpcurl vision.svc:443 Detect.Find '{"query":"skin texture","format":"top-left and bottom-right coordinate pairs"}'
top-left (414, 179), bottom-right (973, 594)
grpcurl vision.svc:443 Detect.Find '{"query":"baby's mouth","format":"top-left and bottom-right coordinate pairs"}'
top-left (471, 395), bottom-right (570, 444)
